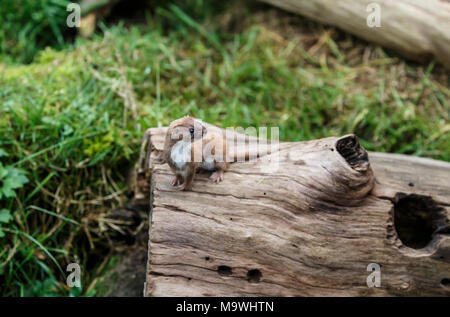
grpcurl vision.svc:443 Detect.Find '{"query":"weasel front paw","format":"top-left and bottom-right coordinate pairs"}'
top-left (210, 170), bottom-right (224, 183)
top-left (171, 176), bottom-right (183, 186)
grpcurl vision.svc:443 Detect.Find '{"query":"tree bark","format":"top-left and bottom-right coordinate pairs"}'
top-left (260, 0), bottom-right (450, 68)
top-left (138, 124), bottom-right (450, 296)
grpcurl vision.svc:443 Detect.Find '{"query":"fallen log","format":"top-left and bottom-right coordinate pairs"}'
top-left (138, 123), bottom-right (450, 296)
top-left (260, 0), bottom-right (450, 68)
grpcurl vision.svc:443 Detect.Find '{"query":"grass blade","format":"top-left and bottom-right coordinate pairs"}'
top-left (28, 206), bottom-right (80, 226)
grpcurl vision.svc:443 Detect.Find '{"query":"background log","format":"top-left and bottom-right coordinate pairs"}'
top-left (259, 0), bottom-right (450, 68)
top-left (140, 125), bottom-right (450, 296)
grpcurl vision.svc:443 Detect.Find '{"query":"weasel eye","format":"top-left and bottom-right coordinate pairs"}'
top-left (189, 128), bottom-right (195, 134)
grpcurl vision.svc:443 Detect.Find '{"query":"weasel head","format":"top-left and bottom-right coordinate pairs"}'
top-left (166, 116), bottom-right (207, 148)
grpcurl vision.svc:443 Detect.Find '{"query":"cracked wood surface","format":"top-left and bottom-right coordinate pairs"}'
top-left (140, 125), bottom-right (450, 296)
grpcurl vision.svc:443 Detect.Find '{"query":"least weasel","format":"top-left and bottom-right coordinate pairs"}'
top-left (163, 116), bottom-right (228, 191)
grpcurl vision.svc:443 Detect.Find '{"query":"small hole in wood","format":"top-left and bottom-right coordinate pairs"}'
top-left (205, 256), bottom-right (210, 261)
top-left (263, 192), bottom-right (266, 195)
top-left (217, 265), bottom-right (232, 276)
top-left (441, 278), bottom-right (450, 287)
top-left (247, 269), bottom-right (262, 283)
top-left (408, 182), bottom-right (414, 187)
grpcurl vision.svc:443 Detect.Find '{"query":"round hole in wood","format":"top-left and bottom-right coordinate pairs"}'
top-left (247, 269), bottom-right (262, 283)
top-left (393, 194), bottom-right (442, 249)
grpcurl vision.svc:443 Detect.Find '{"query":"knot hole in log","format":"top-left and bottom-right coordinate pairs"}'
top-left (336, 134), bottom-right (370, 173)
top-left (308, 134), bottom-right (375, 206)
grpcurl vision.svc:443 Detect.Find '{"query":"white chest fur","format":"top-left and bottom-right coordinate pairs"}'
top-left (170, 140), bottom-right (192, 169)
top-left (200, 159), bottom-right (215, 171)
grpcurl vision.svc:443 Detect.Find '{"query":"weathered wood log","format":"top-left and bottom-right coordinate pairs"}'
top-left (260, 0), bottom-right (450, 68)
top-left (139, 124), bottom-right (450, 296)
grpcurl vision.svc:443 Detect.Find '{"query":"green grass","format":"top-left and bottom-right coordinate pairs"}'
top-left (0, 0), bottom-right (73, 64)
top-left (0, 1), bottom-right (449, 296)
